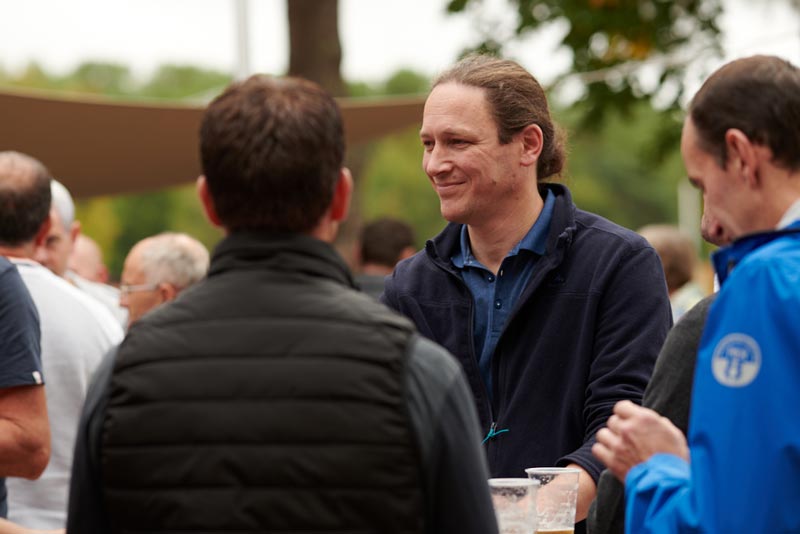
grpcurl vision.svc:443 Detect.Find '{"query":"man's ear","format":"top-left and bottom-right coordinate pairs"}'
top-left (158, 282), bottom-right (178, 303)
top-left (329, 168), bottom-right (353, 223)
top-left (519, 123), bottom-right (544, 168)
top-left (196, 176), bottom-right (223, 227)
top-left (69, 220), bottom-right (81, 246)
top-left (725, 128), bottom-right (759, 187)
top-left (33, 214), bottom-right (52, 249)
top-left (97, 264), bottom-right (110, 285)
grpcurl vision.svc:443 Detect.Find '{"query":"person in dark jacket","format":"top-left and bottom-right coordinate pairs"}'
top-left (66, 75), bottom-right (498, 534)
top-left (381, 54), bottom-right (672, 532)
top-left (588, 209), bottom-right (731, 534)
top-left (587, 295), bottom-right (714, 534)
top-left (355, 217), bottom-right (416, 299)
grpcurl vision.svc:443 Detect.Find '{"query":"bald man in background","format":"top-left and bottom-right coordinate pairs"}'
top-left (68, 235), bottom-right (109, 284)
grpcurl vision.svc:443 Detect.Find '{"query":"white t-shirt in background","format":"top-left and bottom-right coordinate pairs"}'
top-left (7, 259), bottom-right (123, 530)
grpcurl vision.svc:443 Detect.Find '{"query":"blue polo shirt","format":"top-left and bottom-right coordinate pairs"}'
top-left (452, 190), bottom-right (555, 399)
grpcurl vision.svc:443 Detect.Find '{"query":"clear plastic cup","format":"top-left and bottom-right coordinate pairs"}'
top-left (524, 467), bottom-right (580, 534)
top-left (488, 477), bottom-right (540, 534)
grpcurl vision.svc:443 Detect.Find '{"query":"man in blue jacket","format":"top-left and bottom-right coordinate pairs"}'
top-left (593, 55), bottom-right (800, 533)
top-left (381, 54), bottom-right (672, 530)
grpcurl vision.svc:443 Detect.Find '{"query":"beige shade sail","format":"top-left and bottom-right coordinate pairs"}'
top-left (0, 87), bottom-right (425, 198)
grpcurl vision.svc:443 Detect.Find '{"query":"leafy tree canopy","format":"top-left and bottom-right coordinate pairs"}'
top-left (446, 0), bottom-right (723, 124)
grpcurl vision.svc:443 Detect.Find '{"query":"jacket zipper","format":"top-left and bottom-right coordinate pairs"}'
top-left (427, 247), bottom-right (497, 433)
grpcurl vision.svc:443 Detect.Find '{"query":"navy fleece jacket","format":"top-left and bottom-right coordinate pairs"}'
top-left (382, 183), bottom-right (671, 484)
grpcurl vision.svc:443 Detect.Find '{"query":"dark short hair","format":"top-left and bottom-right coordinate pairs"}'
top-left (690, 55), bottom-right (800, 171)
top-left (200, 75), bottom-right (345, 233)
top-left (0, 152), bottom-right (52, 247)
top-left (433, 55), bottom-right (566, 181)
top-left (360, 218), bottom-right (416, 268)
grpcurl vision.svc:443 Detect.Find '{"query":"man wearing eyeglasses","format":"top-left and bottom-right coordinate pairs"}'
top-left (119, 232), bottom-right (209, 327)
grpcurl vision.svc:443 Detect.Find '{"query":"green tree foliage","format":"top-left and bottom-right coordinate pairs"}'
top-left (66, 62), bottom-right (134, 96)
top-left (557, 102), bottom-right (685, 230)
top-left (8, 61), bottom-right (134, 96)
top-left (384, 68), bottom-right (430, 95)
top-left (9, 62), bottom-right (52, 89)
top-left (140, 64), bottom-right (232, 100)
top-left (446, 0), bottom-right (723, 123)
top-left (347, 68), bottom-right (429, 98)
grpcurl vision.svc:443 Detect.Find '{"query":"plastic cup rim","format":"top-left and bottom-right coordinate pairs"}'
top-left (524, 467), bottom-right (581, 476)
top-left (488, 477), bottom-right (541, 487)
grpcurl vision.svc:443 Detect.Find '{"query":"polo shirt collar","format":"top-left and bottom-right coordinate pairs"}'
top-left (452, 189), bottom-right (555, 269)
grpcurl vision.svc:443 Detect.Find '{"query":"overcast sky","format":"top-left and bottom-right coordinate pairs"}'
top-left (0, 0), bottom-right (797, 89)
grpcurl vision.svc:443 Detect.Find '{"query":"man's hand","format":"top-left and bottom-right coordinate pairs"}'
top-left (592, 400), bottom-right (689, 482)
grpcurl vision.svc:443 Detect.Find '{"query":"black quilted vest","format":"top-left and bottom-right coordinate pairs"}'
top-left (100, 233), bottom-right (424, 533)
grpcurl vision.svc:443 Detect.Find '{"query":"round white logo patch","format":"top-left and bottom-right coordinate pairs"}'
top-left (711, 333), bottom-right (761, 387)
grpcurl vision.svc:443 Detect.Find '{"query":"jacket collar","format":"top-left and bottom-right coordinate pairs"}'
top-left (209, 232), bottom-right (356, 289)
top-left (425, 182), bottom-right (577, 270)
top-left (712, 221), bottom-right (800, 286)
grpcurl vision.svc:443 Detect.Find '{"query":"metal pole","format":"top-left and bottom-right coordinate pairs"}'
top-left (234, 0), bottom-right (251, 80)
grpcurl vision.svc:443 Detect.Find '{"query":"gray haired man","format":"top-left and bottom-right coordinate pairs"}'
top-left (119, 232), bottom-right (209, 327)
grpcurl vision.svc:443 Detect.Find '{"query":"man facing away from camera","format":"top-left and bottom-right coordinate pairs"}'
top-left (381, 55), bottom-right (672, 532)
top-left (66, 75), bottom-right (498, 534)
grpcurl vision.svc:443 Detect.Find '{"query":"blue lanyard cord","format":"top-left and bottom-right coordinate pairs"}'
top-left (482, 422), bottom-right (509, 444)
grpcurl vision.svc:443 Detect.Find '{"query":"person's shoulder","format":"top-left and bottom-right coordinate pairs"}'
top-left (406, 334), bottom-right (462, 386)
top-left (574, 209), bottom-right (650, 249)
top-left (393, 222), bottom-right (457, 277)
top-left (680, 293), bottom-right (716, 323)
top-left (17, 260), bottom-right (78, 298)
top-left (0, 256), bottom-right (14, 277)
top-left (383, 247), bottom-right (437, 298)
top-left (71, 273), bottom-right (120, 300)
top-left (393, 247), bottom-right (430, 275)
top-left (337, 284), bottom-right (418, 331)
top-left (0, 259), bottom-right (25, 292)
top-left (26, 265), bottom-right (122, 336)
top-left (567, 211), bottom-right (656, 272)
top-left (730, 237), bottom-right (800, 297)
top-left (745, 231), bottom-right (800, 266)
